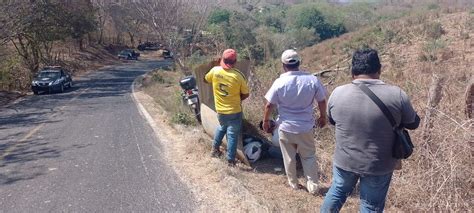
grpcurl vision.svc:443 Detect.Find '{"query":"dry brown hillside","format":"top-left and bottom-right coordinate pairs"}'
top-left (141, 10), bottom-right (472, 212)
top-left (245, 11), bottom-right (473, 211)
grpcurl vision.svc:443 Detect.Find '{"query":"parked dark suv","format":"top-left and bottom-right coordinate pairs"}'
top-left (31, 66), bottom-right (73, 95)
top-left (162, 49), bottom-right (173, 59)
top-left (118, 49), bottom-right (140, 60)
top-left (137, 42), bottom-right (161, 51)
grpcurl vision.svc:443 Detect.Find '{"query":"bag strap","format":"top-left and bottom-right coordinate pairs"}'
top-left (356, 83), bottom-right (397, 129)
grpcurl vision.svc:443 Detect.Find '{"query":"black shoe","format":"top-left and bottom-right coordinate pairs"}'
top-left (227, 159), bottom-right (236, 167)
top-left (210, 148), bottom-right (222, 158)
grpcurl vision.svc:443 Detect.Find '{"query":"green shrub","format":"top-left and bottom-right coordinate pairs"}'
top-left (286, 4), bottom-right (347, 40)
top-left (0, 55), bottom-right (21, 90)
top-left (151, 72), bottom-right (166, 83)
top-left (171, 112), bottom-right (194, 125)
top-left (261, 10), bottom-right (286, 33)
top-left (423, 39), bottom-right (446, 53)
top-left (285, 27), bottom-right (320, 48)
top-left (427, 3), bottom-right (440, 10)
top-left (345, 27), bottom-right (385, 51)
top-left (185, 52), bottom-right (211, 70)
top-left (208, 9), bottom-right (231, 25)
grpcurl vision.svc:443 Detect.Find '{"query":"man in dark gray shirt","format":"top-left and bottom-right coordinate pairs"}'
top-left (321, 49), bottom-right (420, 213)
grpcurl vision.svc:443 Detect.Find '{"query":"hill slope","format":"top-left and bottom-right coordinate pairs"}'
top-left (246, 11), bottom-right (472, 211)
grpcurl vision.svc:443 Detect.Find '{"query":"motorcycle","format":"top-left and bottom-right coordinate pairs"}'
top-left (179, 76), bottom-right (201, 123)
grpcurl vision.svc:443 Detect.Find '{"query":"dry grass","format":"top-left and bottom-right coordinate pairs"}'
top-left (136, 74), bottom-right (269, 211)
top-left (141, 70), bottom-right (199, 126)
top-left (246, 11), bottom-right (473, 211)
top-left (138, 11), bottom-right (473, 212)
top-left (139, 68), bottom-right (365, 211)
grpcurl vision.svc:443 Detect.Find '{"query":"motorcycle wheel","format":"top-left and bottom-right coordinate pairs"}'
top-left (192, 104), bottom-right (201, 124)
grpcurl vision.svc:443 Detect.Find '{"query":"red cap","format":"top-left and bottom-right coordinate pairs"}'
top-left (220, 49), bottom-right (237, 69)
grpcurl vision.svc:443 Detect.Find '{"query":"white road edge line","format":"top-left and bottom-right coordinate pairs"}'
top-left (130, 75), bottom-right (159, 132)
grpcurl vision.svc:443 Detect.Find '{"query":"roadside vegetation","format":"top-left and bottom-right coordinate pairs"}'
top-left (245, 10), bottom-right (473, 211)
top-left (141, 70), bottom-right (199, 126)
top-left (1, 0), bottom-right (463, 91)
top-left (0, 1), bottom-right (99, 91)
top-left (1, 0), bottom-right (472, 211)
top-left (141, 0), bottom-right (473, 211)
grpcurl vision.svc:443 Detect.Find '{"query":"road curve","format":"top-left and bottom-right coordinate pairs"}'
top-left (0, 59), bottom-right (196, 212)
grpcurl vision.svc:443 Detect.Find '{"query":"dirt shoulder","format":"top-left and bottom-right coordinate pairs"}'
top-left (0, 91), bottom-right (25, 107)
top-left (132, 71), bottom-right (369, 212)
top-left (129, 11), bottom-right (473, 212)
top-left (132, 76), bottom-right (267, 212)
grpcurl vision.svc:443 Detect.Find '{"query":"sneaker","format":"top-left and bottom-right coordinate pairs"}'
top-left (227, 159), bottom-right (236, 167)
top-left (210, 148), bottom-right (222, 158)
top-left (307, 181), bottom-right (320, 195)
top-left (290, 183), bottom-right (307, 191)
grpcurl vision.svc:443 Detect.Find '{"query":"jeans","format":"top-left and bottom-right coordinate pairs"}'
top-left (321, 166), bottom-right (393, 213)
top-left (212, 112), bottom-right (242, 161)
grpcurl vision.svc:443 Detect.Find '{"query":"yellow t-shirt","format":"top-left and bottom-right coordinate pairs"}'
top-left (205, 66), bottom-right (249, 114)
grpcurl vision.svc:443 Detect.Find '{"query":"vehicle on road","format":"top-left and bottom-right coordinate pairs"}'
top-left (31, 66), bottom-right (73, 95)
top-left (118, 49), bottom-right (139, 60)
top-left (126, 49), bottom-right (140, 58)
top-left (137, 42), bottom-right (161, 51)
top-left (179, 76), bottom-right (201, 123)
top-left (162, 49), bottom-right (173, 59)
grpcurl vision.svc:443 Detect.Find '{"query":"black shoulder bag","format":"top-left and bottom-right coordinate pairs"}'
top-left (357, 84), bottom-right (414, 159)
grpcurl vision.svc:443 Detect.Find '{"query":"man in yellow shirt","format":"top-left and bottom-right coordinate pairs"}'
top-left (205, 49), bottom-right (249, 166)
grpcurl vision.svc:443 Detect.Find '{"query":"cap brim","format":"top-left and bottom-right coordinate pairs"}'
top-left (283, 59), bottom-right (299, 65)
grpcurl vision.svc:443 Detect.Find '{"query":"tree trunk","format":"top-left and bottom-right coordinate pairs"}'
top-left (87, 33), bottom-right (93, 47)
top-left (128, 32), bottom-right (135, 47)
top-left (98, 28), bottom-right (104, 45)
top-left (78, 38), bottom-right (84, 51)
top-left (11, 36), bottom-right (40, 73)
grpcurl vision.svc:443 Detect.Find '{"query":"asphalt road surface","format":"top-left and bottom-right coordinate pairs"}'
top-left (0, 59), bottom-right (196, 212)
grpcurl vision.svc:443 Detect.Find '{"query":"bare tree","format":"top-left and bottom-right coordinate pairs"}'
top-left (130, 0), bottom-right (214, 66)
top-left (90, 0), bottom-right (111, 44)
top-left (1, 1), bottom-right (96, 72)
top-left (108, 3), bottom-right (145, 47)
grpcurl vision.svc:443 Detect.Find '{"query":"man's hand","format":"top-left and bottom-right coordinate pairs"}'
top-left (263, 102), bottom-right (274, 133)
top-left (263, 120), bottom-right (271, 132)
top-left (316, 99), bottom-right (327, 128)
top-left (317, 116), bottom-right (327, 128)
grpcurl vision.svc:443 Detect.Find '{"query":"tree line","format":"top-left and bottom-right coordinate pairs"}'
top-left (1, 0), bottom-right (470, 90)
top-left (0, 1), bottom-right (96, 73)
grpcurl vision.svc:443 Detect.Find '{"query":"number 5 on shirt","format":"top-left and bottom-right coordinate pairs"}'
top-left (218, 83), bottom-right (229, 97)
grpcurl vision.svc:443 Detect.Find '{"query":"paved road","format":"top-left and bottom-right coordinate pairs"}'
top-left (0, 60), bottom-right (196, 212)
